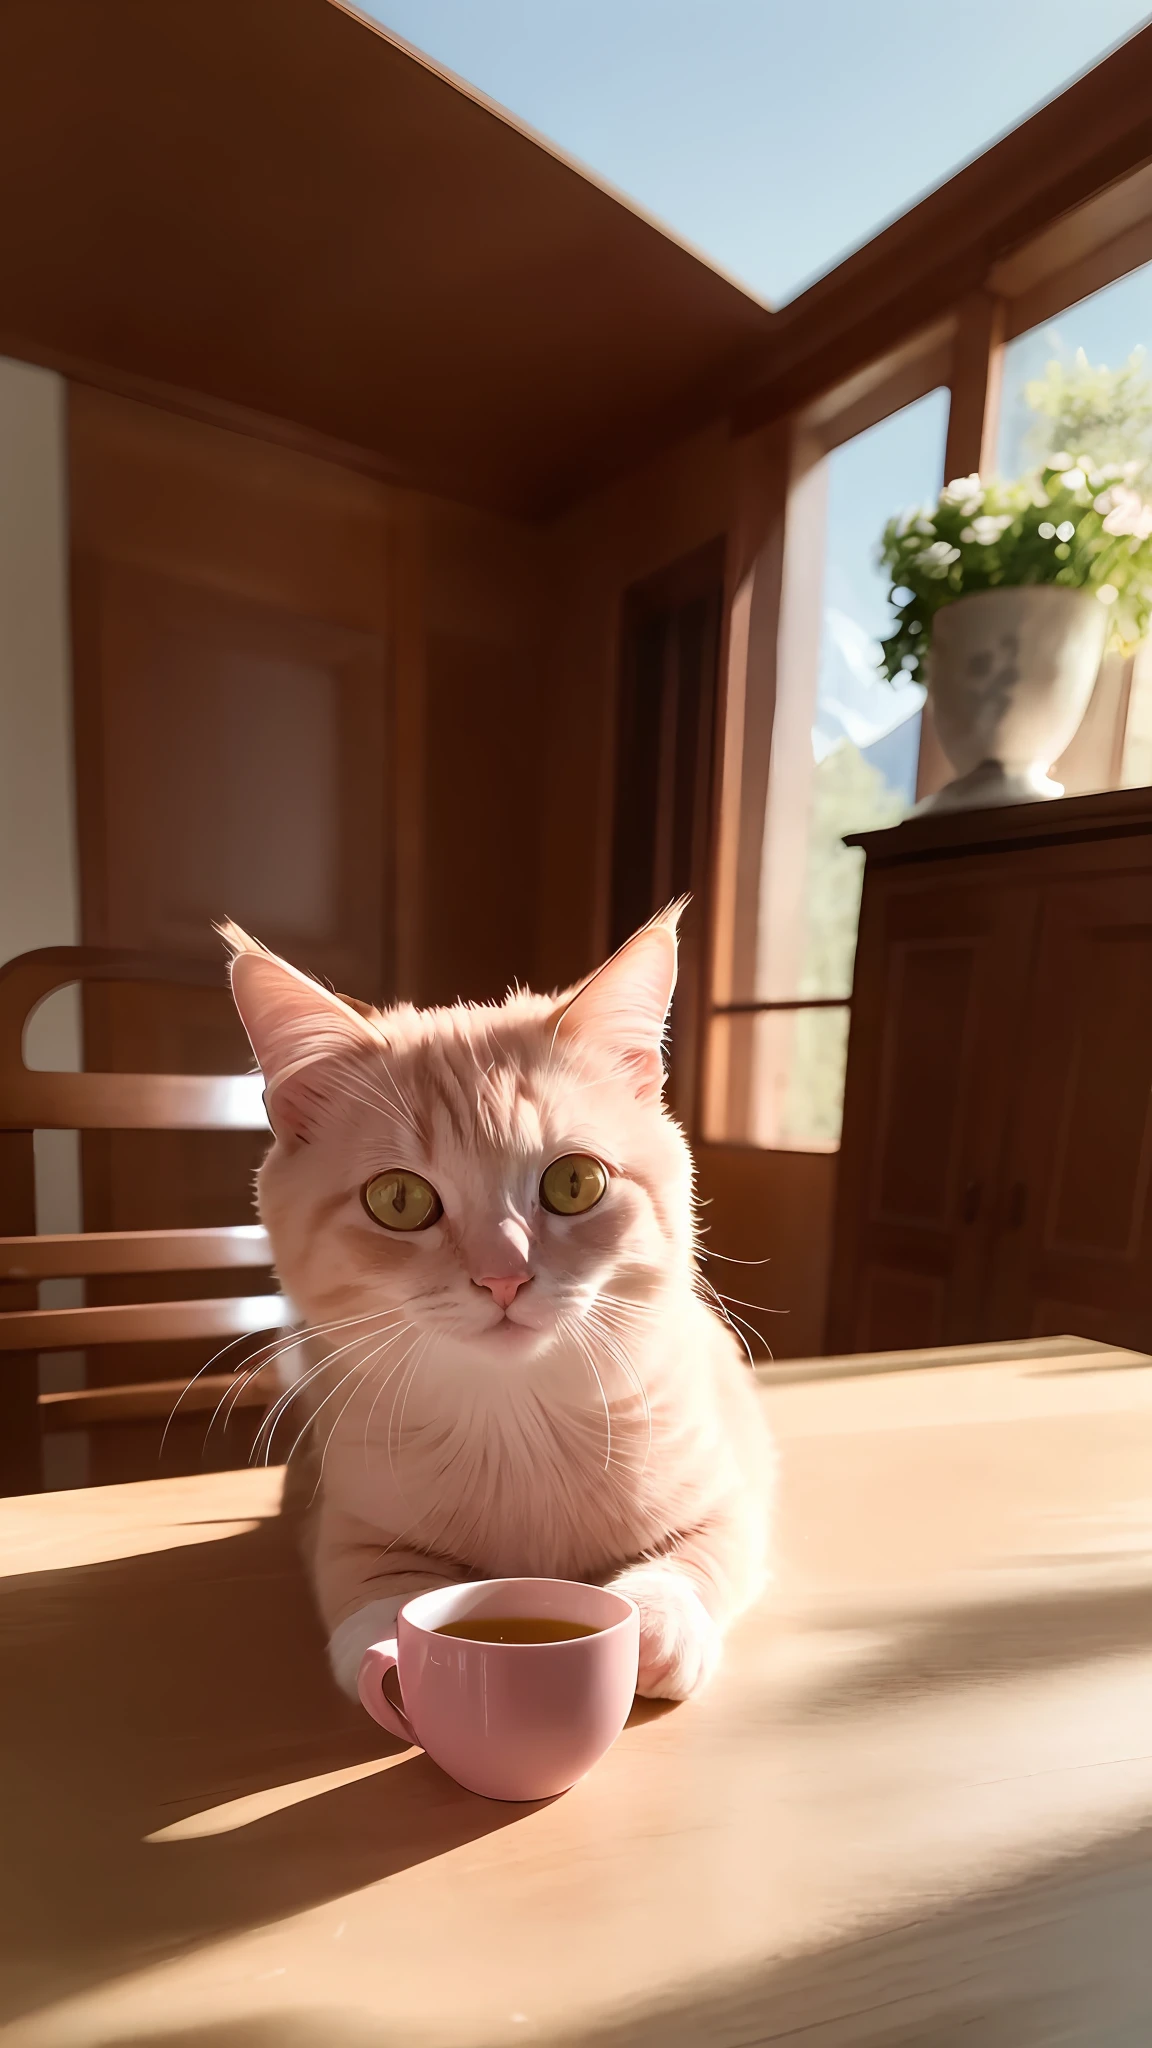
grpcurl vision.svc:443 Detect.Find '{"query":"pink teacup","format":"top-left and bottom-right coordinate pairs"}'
top-left (357, 1577), bottom-right (640, 1801)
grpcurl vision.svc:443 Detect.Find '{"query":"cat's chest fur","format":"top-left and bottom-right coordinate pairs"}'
top-left (323, 1377), bottom-right (709, 1582)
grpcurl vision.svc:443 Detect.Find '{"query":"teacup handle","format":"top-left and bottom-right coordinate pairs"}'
top-left (357, 1639), bottom-right (417, 1745)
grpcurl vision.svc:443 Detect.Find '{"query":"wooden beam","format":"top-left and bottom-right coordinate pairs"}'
top-left (915, 293), bottom-right (1006, 804)
top-left (942, 293), bottom-right (1006, 485)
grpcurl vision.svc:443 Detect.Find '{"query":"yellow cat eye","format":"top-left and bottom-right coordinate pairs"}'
top-left (363, 1169), bottom-right (442, 1232)
top-left (540, 1154), bottom-right (608, 1217)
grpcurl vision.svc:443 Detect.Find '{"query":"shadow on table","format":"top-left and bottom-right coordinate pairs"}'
top-left (548, 1817), bottom-right (1152, 2048)
top-left (85, 1817), bottom-right (1152, 2048)
top-left (792, 1573), bottom-right (1152, 1720)
top-left (10, 1514), bottom-right (1152, 2048)
top-left (0, 1514), bottom-right (537, 2029)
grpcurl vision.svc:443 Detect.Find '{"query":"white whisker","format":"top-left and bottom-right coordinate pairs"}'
top-left (360, 1321), bottom-right (420, 1472)
top-left (253, 1310), bottom-right (412, 1463)
top-left (386, 1335), bottom-right (432, 1504)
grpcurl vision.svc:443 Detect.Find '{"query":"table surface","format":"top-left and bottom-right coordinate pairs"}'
top-left (3, 1335), bottom-right (1152, 2048)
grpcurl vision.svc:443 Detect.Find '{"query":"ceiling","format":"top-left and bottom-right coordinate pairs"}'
top-left (0, 0), bottom-right (774, 516)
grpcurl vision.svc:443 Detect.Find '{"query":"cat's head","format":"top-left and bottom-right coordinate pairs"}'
top-left (223, 913), bottom-right (695, 1371)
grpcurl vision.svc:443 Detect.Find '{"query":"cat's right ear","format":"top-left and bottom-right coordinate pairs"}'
top-left (218, 922), bottom-right (374, 1143)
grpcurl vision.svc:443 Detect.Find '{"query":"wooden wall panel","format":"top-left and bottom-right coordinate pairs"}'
top-left (77, 564), bottom-right (388, 993)
top-left (421, 632), bottom-right (541, 1008)
top-left (68, 389), bottom-right (396, 1477)
top-left (692, 1143), bottom-right (836, 1361)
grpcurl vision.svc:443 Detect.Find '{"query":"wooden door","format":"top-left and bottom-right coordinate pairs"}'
top-left (827, 869), bottom-right (1037, 1353)
top-left (988, 868), bottom-right (1152, 1349)
top-left (68, 389), bottom-right (393, 1478)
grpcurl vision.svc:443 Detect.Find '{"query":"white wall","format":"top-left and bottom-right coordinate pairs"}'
top-left (0, 355), bottom-right (86, 1484)
top-left (0, 356), bottom-right (78, 976)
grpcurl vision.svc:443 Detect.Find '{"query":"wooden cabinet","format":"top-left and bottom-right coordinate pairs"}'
top-left (827, 789), bottom-right (1152, 1356)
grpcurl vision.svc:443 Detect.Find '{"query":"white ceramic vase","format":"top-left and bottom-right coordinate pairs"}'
top-left (920, 584), bottom-right (1107, 812)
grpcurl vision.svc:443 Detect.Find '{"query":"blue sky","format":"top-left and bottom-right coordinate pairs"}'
top-left (363, 2), bottom-right (1152, 809)
top-left (365, 0), bottom-right (1152, 305)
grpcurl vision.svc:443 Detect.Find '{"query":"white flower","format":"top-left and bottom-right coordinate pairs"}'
top-left (1038, 521), bottom-right (1056, 539)
top-left (1097, 583), bottom-right (1119, 604)
top-left (1060, 468), bottom-right (1087, 491)
top-left (913, 541), bottom-right (961, 577)
top-left (940, 473), bottom-right (982, 505)
top-left (1049, 451), bottom-right (1073, 469)
top-left (939, 476), bottom-right (983, 517)
top-left (1056, 520), bottom-right (1076, 542)
top-left (1100, 487), bottom-right (1152, 539)
top-left (912, 515), bottom-right (936, 536)
top-left (959, 514), bottom-right (1011, 545)
top-left (1031, 487), bottom-right (1051, 508)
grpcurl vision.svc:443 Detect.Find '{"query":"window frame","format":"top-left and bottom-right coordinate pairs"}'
top-left (705, 143), bottom-right (1152, 1156)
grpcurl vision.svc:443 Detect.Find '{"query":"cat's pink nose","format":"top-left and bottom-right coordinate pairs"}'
top-left (476, 1275), bottom-right (532, 1310)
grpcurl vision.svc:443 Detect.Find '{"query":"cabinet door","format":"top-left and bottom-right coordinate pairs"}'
top-left (988, 871), bottom-right (1152, 1350)
top-left (827, 875), bottom-right (1036, 1353)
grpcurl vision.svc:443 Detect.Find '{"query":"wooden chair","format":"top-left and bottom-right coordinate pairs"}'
top-left (0, 946), bottom-right (296, 1495)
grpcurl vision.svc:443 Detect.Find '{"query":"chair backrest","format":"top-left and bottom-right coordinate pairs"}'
top-left (0, 946), bottom-right (293, 1495)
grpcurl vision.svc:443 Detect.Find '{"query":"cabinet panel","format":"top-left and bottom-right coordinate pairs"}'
top-left (855, 1266), bottom-right (946, 1354)
top-left (827, 876), bottom-right (1036, 1353)
top-left (872, 941), bottom-right (982, 1225)
top-left (989, 874), bottom-right (1152, 1350)
top-left (1046, 924), bottom-right (1152, 1258)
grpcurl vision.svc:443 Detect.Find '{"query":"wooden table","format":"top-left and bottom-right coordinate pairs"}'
top-left (3, 1336), bottom-right (1152, 2048)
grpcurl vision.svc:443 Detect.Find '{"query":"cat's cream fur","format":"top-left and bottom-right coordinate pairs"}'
top-left (223, 911), bottom-right (772, 1702)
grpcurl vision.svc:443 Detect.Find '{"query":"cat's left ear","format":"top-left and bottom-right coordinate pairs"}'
top-left (218, 920), bottom-right (377, 1142)
top-left (555, 905), bottom-right (682, 1102)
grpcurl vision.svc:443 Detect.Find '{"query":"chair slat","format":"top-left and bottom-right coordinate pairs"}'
top-left (39, 1374), bottom-right (275, 1426)
top-left (0, 1226), bottom-right (273, 1280)
top-left (0, 1071), bottom-right (268, 1132)
top-left (0, 1294), bottom-right (297, 1352)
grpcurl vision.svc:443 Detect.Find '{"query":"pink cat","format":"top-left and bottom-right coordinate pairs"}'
top-left (223, 910), bottom-right (773, 1703)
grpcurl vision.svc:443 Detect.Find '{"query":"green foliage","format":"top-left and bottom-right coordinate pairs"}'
top-left (781, 741), bottom-right (905, 1145)
top-left (795, 740), bottom-right (905, 999)
top-left (877, 458), bottom-right (1152, 685)
top-left (1024, 349), bottom-right (1152, 489)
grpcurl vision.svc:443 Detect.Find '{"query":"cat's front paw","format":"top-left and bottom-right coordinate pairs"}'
top-left (614, 1566), bottom-right (722, 1702)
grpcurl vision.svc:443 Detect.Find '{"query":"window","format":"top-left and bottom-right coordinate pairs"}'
top-left (998, 260), bottom-right (1152, 794)
top-left (997, 262), bottom-right (1152, 484)
top-left (707, 388), bottom-right (949, 1151)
